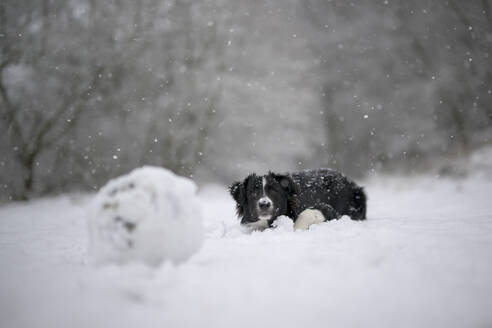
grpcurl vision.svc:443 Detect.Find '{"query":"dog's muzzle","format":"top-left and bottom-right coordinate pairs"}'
top-left (258, 197), bottom-right (272, 210)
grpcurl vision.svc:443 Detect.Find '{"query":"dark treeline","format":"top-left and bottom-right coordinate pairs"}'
top-left (1, 0), bottom-right (491, 201)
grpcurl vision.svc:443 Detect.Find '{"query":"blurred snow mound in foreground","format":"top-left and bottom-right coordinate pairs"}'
top-left (89, 166), bottom-right (203, 266)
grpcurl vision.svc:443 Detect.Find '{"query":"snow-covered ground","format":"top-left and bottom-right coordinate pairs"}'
top-left (1, 168), bottom-right (492, 327)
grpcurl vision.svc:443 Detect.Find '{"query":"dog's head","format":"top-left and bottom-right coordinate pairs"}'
top-left (229, 172), bottom-right (299, 229)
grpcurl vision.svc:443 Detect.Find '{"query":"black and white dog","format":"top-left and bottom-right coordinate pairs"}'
top-left (229, 168), bottom-right (366, 230)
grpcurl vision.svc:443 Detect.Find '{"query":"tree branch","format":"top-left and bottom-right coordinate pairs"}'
top-left (34, 66), bottom-right (105, 151)
top-left (0, 60), bottom-right (25, 144)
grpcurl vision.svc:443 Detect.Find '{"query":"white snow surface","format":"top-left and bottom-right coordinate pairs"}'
top-left (1, 171), bottom-right (492, 327)
top-left (89, 166), bottom-right (203, 265)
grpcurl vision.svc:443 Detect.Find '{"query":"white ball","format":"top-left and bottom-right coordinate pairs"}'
top-left (89, 166), bottom-right (203, 266)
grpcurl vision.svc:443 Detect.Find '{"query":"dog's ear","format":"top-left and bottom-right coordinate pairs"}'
top-left (229, 180), bottom-right (245, 217)
top-left (271, 173), bottom-right (299, 217)
top-left (229, 181), bottom-right (244, 203)
top-left (272, 173), bottom-right (298, 196)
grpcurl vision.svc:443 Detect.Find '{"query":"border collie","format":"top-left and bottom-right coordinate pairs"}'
top-left (229, 168), bottom-right (366, 230)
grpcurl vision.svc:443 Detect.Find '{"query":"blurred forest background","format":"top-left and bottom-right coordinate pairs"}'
top-left (1, 0), bottom-right (491, 201)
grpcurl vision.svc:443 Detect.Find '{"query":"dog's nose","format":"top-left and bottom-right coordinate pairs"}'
top-left (258, 198), bottom-right (271, 210)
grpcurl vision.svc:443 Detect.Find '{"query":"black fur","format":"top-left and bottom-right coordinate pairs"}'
top-left (229, 168), bottom-right (367, 227)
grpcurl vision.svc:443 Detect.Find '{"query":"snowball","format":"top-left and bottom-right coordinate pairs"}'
top-left (88, 166), bottom-right (203, 266)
